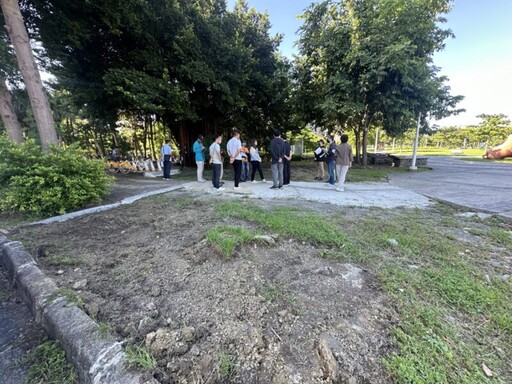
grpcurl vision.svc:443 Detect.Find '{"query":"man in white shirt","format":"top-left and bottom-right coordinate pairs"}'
top-left (226, 129), bottom-right (243, 190)
top-left (209, 134), bottom-right (225, 190)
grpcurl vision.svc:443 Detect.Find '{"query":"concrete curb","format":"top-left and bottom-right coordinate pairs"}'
top-left (0, 235), bottom-right (157, 384)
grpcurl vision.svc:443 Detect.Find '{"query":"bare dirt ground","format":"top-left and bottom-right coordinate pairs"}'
top-left (10, 188), bottom-right (397, 384)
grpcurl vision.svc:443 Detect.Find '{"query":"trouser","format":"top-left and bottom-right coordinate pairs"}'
top-left (212, 163), bottom-right (221, 188)
top-left (336, 165), bottom-right (349, 188)
top-left (251, 161), bottom-right (264, 181)
top-left (241, 162), bottom-right (250, 180)
top-left (327, 160), bottom-right (336, 184)
top-left (271, 162), bottom-right (284, 187)
top-left (196, 161), bottom-right (204, 181)
top-left (283, 159), bottom-right (290, 185)
top-left (163, 155), bottom-right (171, 178)
top-left (316, 161), bottom-right (325, 179)
top-left (232, 159), bottom-right (242, 187)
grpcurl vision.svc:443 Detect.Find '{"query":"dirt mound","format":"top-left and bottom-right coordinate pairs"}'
top-left (13, 192), bottom-right (395, 383)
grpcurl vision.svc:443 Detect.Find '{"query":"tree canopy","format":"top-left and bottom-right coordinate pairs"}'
top-left (294, 0), bottom-right (463, 164)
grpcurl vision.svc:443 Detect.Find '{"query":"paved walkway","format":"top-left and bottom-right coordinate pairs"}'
top-left (388, 156), bottom-right (512, 219)
top-left (184, 180), bottom-right (431, 209)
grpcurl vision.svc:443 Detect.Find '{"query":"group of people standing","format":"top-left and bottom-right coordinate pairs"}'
top-left (190, 130), bottom-right (352, 192)
top-left (192, 130), bottom-right (268, 191)
top-left (314, 134), bottom-right (352, 191)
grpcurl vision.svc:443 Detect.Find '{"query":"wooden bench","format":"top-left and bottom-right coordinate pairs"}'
top-left (388, 155), bottom-right (428, 167)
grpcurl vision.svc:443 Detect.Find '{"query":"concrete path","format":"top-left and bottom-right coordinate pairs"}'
top-left (184, 180), bottom-right (432, 209)
top-left (388, 156), bottom-right (512, 219)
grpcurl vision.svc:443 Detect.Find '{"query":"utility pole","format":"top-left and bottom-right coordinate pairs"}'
top-left (409, 113), bottom-right (421, 171)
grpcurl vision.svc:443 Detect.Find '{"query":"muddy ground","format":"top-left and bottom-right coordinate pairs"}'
top-left (11, 190), bottom-right (399, 384)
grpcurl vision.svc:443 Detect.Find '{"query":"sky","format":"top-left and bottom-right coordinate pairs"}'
top-left (227, 0), bottom-right (512, 127)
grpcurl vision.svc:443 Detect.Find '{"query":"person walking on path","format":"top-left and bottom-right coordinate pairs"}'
top-left (249, 138), bottom-right (266, 182)
top-left (326, 135), bottom-right (337, 185)
top-left (209, 134), bottom-right (225, 190)
top-left (282, 133), bottom-right (292, 186)
top-left (192, 134), bottom-right (206, 182)
top-left (227, 130), bottom-right (243, 190)
top-left (161, 139), bottom-right (172, 180)
top-left (269, 129), bottom-right (285, 189)
top-left (314, 140), bottom-right (326, 180)
top-left (334, 134), bottom-right (352, 192)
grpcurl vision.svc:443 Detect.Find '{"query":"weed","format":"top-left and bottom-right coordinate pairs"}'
top-left (175, 197), bottom-right (195, 208)
top-left (25, 339), bottom-right (78, 384)
top-left (47, 255), bottom-right (84, 266)
top-left (125, 345), bottom-right (157, 370)
top-left (44, 289), bottom-right (85, 309)
top-left (218, 351), bottom-right (236, 380)
top-left (206, 226), bottom-right (255, 259)
top-left (98, 322), bottom-right (110, 337)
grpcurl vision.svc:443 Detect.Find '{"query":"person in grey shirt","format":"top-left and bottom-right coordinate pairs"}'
top-left (334, 134), bottom-right (353, 191)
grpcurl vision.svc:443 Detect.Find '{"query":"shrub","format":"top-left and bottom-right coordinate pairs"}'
top-left (0, 136), bottom-right (113, 217)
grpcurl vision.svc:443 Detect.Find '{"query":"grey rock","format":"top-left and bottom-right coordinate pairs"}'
top-left (72, 279), bottom-right (87, 290)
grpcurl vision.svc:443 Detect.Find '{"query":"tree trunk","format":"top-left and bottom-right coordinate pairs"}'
top-left (0, 75), bottom-right (23, 142)
top-left (149, 116), bottom-right (157, 161)
top-left (1, 0), bottom-right (58, 150)
top-left (353, 128), bottom-right (361, 164)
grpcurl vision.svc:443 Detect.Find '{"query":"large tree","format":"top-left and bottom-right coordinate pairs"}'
top-left (24, 0), bottom-right (291, 162)
top-left (1, 0), bottom-right (57, 149)
top-left (295, 0), bottom-right (462, 165)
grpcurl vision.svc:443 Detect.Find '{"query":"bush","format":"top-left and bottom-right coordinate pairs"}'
top-left (0, 137), bottom-right (113, 217)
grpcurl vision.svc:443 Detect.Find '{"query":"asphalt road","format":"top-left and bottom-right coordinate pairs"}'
top-left (389, 156), bottom-right (512, 219)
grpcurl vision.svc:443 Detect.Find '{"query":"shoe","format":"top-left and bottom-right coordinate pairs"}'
top-left (270, 186), bottom-right (278, 189)
top-left (336, 188), bottom-right (344, 192)
top-left (278, 185), bottom-right (283, 189)
top-left (220, 181), bottom-right (225, 186)
top-left (262, 179), bottom-right (266, 182)
top-left (251, 180), bottom-right (257, 183)
top-left (314, 177), bottom-right (319, 180)
top-left (217, 187), bottom-right (225, 191)
top-left (233, 186), bottom-right (243, 191)
top-left (198, 179), bottom-right (206, 183)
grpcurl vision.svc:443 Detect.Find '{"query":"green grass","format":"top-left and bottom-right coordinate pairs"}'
top-left (44, 289), bottom-right (85, 309)
top-left (206, 226), bottom-right (256, 259)
top-left (25, 339), bottom-right (78, 384)
top-left (334, 210), bottom-right (512, 383)
top-left (125, 345), bottom-right (157, 370)
top-left (216, 201), bottom-right (351, 248)
top-left (390, 147), bottom-right (485, 157)
top-left (218, 351), bottom-right (237, 380)
top-left (47, 255), bottom-right (84, 266)
top-left (215, 200), bottom-right (512, 382)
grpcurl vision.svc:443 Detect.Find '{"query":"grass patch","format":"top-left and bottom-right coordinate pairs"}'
top-left (174, 196), bottom-right (195, 208)
top-left (216, 201), bottom-right (351, 248)
top-left (47, 255), bottom-right (84, 267)
top-left (125, 345), bottom-right (157, 370)
top-left (44, 289), bottom-right (85, 309)
top-left (218, 351), bottom-right (237, 380)
top-left (25, 339), bottom-right (78, 384)
top-left (333, 208), bottom-right (512, 383)
top-left (206, 226), bottom-right (255, 259)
